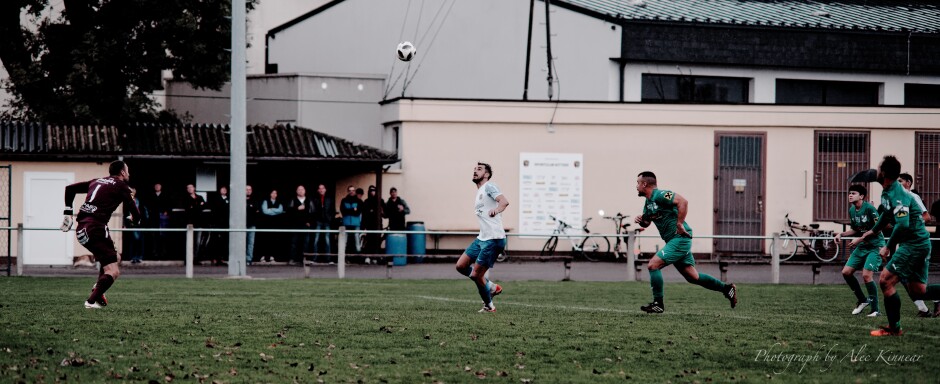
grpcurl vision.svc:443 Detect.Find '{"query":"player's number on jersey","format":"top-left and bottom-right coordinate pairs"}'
top-left (87, 184), bottom-right (102, 203)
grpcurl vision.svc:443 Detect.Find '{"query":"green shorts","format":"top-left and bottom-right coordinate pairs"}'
top-left (885, 240), bottom-right (931, 285)
top-left (656, 237), bottom-right (695, 267)
top-left (845, 246), bottom-right (883, 272)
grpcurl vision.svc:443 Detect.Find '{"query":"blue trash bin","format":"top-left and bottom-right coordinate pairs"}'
top-left (407, 221), bottom-right (426, 263)
top-left (386, 233), bottom-right (408, 266)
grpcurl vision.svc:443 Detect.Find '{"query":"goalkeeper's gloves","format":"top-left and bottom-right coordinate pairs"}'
top-left (60, 209), bottom-right (74, 232)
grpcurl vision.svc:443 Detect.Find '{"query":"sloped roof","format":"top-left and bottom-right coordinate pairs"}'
top-left (0, 122), bottom-right (398, 163)
top-left (558, 0), bottom-right (940, 33)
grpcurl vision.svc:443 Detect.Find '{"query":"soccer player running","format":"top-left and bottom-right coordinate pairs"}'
top-left (455, 162), bottom-right (508, 313)
top-left (834, 185), bottom-right (885, 317)
top-left (633, 171), bottom-right (737, 313)
top-left (858, 156), bottom-right (940, 336)
top-left (63, 160), bottom-right (141, 309)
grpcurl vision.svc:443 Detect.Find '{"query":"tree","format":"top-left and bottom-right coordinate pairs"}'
top-left (0, 0), bottom-right (255, 124)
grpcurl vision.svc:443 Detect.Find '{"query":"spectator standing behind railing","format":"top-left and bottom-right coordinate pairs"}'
top-left (340, 185), bottom-right (363, 254)
top-left (124, 187), bottom-right (148, 264)
top-left (208, 186), bottom-right (230, 266)
top-left (362, 185), bottom-right (383, 254)
top-left (384, 187), bottom-right (410, 231)
top-left (259, 189), bottom-right (285, 263)
top-left (245, 185), bottom-right (260, 266)
top-left (181, 183), bottom-right (207, 258)
top-left (287, 185), bottom-right (314, 265)
top-left (145, 182), bottom-right (171, 259)
top-left (311, 184), bottom-right (336, 259)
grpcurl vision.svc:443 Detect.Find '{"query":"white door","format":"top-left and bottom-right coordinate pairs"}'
top-left (24, 172), bottom-right (74, 265)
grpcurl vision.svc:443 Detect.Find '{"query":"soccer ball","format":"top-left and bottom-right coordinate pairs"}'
top-left (397, 41), bottom-right (416, 62)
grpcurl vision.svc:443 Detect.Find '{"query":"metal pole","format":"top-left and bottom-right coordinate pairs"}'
top-left (16, 223), bottom-right (23, 276)
top-left (338, 227), bottom-right (346, 279)
top-left (771, 232), bottom-right (780, 284)
top-left (626, 230), bottom-right (636, 281)
top-left (186, 225), bottom-right (194, 278)
top-left (228, 0), bottom-right (248, 277)
top-left (522, 0), bottom-right (535, 100)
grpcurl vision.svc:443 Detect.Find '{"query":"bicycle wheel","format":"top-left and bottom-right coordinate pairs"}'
top-left (778, 233), bottom-right (797, 261)
top-left (496, 250), bottom-right (509, 263)
top-left (540, 236), bottom-right (558, 256)
top-left (580, 237), bottom-right (611, 261)
top-left (814, 237), bottom-right (840, 262)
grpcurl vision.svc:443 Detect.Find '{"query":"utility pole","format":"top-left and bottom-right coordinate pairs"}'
top-left (229, 0), bottom-right (247, 277)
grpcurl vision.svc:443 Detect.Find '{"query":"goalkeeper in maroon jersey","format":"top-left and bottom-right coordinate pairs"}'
top-left (63, 160), bottom-right (140, 309)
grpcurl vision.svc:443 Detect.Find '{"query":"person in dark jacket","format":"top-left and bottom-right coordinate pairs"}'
top-left (384, 187), bottom-right (410, 231)
top-left (362, 185), bottom-right (383, 254)
top-left (245, 185), bottom-right (261, 265)
top-left (259, 189), bottom-right (285, 262)
top-left (287, 185), bottom-right (314, 265)
top-left (311, 184), bottom-right (336, 258)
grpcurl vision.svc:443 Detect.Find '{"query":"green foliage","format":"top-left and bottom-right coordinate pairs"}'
top-left (0, 278), bottom-right (937, 383)
top-left (0, 0), bottom-right (255, 124)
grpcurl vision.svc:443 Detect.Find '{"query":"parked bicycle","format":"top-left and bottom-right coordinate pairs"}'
top-left (779, 213), bottom-right (840, 262)
top-left (540, 215), bottom-right (610, 261)
top-left (598, 210), bottom-right (632, 261)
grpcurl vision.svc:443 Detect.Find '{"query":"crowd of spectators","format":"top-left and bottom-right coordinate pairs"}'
top-left (125, 182), bottom-right (409, 265)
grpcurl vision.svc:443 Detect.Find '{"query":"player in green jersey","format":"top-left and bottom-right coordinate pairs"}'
top-left (834, 185), bottom-right (885, 317)
top-left (633, 171), bottom-right (737, 313)
top-left (857, 156), bottom-right (940, 336)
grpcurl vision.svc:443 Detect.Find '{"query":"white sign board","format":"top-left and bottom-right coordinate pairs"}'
top-left (519, 153), bottom-right (583, 236)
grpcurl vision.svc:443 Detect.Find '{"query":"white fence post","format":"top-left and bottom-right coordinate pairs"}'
top-left (16, 223), bottom-right (24, 276)
top-left (625, 230), bottom-right (637, 281)
top-left (185, 225), bottom-right (194, 278)
top-left (338, 227), bottom-right (346, 279)
top-left (771, 232), bottom-right (780, 284)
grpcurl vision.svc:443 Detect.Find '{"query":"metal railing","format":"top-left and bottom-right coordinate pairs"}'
top-left (3, 225), bottom-right (928, 284)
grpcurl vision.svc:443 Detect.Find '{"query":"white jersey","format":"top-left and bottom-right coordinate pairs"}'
top-left (474, 182), bottom-right (505, 240)
top-left (908, 189), bottom-right (927, 212)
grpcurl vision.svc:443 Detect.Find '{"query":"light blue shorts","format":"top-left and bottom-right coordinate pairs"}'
top-left (465, 238), bottom-right (506, 269)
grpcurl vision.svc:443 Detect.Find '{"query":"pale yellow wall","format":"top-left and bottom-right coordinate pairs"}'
top-left (383, 100), bottom-right (940, 253)
top-left (6, 161), bottom-right (124, 258)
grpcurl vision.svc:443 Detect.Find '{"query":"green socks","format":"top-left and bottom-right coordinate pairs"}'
top-left (650, 269), bottom-right (664, 303)
top-left (865, 281), bottom-right (879, 312)
top-left (696, 273), bottom-right (726, 292)
top-left (843, 274), bottom-right (866, 303)
top-left (924, 284), bottom-right (940, 300)
top-left (885, 292), bottom-right (901, 331)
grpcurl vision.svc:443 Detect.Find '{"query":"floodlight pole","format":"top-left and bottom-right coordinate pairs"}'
top-left (229, 0), bottom-right (248, 277)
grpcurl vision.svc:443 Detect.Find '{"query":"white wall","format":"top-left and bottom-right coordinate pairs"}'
top-left (165, 73), bottom-right (387, 147)
top-left (267, 0), bottom-right (620, 101)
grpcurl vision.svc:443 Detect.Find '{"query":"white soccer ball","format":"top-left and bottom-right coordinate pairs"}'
top-left (397, 41), bottom-right (416, 62)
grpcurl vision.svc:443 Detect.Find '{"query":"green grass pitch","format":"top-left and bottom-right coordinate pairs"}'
top-left (1, 277), bottom-right (937, 383)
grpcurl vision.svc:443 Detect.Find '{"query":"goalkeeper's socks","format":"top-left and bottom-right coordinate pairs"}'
top-left (87, 274), bottom-right (114, 304)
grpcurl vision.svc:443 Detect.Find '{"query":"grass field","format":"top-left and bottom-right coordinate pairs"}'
top-left (1, 277), bottom-right (938, 383)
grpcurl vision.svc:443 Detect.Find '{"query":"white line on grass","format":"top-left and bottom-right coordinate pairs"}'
top-left (414, 295), bottom-right (940, 340)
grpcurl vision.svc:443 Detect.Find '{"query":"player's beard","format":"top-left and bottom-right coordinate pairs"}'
top-left (637, 190), bottom-right (645, 197)
top-left (472, 176), bottom-right (483, 184)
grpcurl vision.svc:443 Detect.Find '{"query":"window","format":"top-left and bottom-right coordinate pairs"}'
top-left (915, 133), bottom-right (940, 217)
top-left (777, 79), bottom-right (879, 106)
top-left (905, 84), bottom-right (940, 107)
top-left (642, 74), bottom-right (749, 103)
top-left (814, 131), bottom-right (870, 222)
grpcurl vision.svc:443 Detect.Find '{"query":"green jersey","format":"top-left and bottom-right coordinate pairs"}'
top-left (642, 189), bottom-right (692, 242)
top-left (875, 181), bottom-right (929, 246)
top-left (849, 201), bottom-right (885, 248)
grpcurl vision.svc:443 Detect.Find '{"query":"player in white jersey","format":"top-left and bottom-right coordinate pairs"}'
top-left (455, 162), bottom-right (510, 313)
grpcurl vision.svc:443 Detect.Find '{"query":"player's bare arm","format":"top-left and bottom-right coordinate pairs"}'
top-left (674, 193), bottom-right (690, 237)
top-left (489, 195), bottom-right (509, 217)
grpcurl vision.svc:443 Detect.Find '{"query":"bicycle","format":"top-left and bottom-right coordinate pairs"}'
top-left (540, 215), bottom-right (610, 261)
top-left (599, 210), bottom-right (631, 261)
top-left (778, 213), bottom-right (840, 262)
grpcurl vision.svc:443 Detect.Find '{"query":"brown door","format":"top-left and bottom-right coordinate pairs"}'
top-left (814, 131), bottom-right (869, 222)
top-left (714, 133), bottom-right (765, 256)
